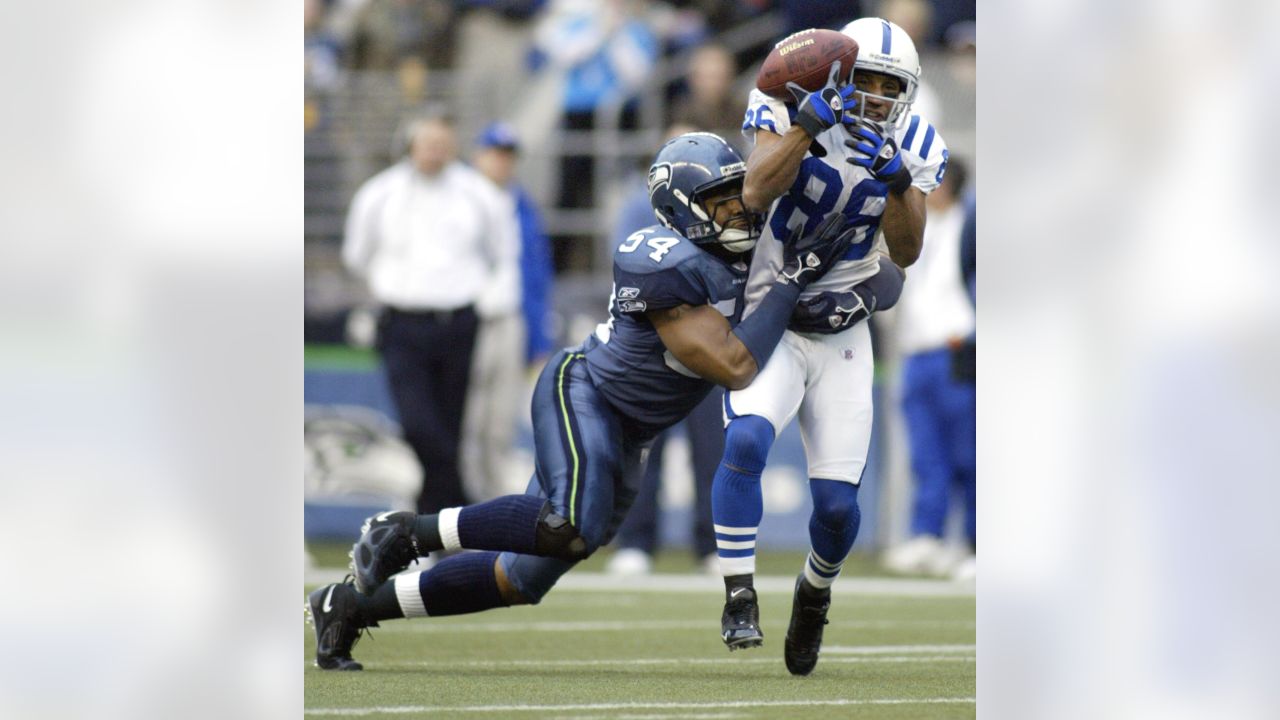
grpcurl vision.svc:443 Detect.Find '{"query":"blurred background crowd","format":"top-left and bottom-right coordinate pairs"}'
top-left (304, 0), bottom-right (977, 580)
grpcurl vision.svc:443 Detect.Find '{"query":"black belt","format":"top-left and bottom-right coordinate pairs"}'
top-left (385, 305), bottom-right (475, 323)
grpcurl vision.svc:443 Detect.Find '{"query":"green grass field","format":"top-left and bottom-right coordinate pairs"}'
top-left (304, 547), bottom-right (975, 718)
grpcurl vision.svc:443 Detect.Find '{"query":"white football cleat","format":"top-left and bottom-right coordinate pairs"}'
top-left (951, 554), bottom-right (976, 583)
top-left (605, 548), bottom-right (653, 576)
top-left (882, 535), bottom-right (945, 575)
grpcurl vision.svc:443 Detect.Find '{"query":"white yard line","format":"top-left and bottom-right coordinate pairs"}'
top-left (304, 569), bottom-right (973, 598)
top-left (377, 618), bottom-right (973, 634)
top-left (340, 655), bottom-right (973, 671)
top-left (305, 697), bottom-right (977, 716)
top-left (550, 714), bottom-right (741, 720)
top-left (824, 643), bottom-right (975, 654)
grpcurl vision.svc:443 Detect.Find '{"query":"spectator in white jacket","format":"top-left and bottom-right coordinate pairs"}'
top-left (343, 112), bottom-right (520, 514)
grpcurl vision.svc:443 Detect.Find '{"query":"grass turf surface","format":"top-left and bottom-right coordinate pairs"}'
top-left (304, 551), bottom-right (974, 718)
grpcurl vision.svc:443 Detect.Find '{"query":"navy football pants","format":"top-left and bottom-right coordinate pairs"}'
top-left (500, 349), bottom-right (645, 602)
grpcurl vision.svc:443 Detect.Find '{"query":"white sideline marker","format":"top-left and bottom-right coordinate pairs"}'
top-left (305, 697), bottom-right (977, 716)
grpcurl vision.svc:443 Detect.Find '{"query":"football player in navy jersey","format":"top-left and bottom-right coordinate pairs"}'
top-left (305, 132), bottom-right (878, 670)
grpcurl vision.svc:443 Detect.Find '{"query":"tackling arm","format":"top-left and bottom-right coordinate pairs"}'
top-left (650, 304), bottom-right (760, 391)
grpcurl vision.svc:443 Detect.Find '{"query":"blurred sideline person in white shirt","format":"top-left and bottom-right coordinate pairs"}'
top-left (882, 158), bottom-right (975, 579)
top-left (342, 112), bottom-right (521, 517)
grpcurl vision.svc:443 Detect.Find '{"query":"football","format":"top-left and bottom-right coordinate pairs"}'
top-left (756, 28), bottom-right (859, 100)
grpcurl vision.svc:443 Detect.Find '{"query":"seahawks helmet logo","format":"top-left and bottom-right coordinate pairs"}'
top-left (647, 163), bottom-right (672, 196)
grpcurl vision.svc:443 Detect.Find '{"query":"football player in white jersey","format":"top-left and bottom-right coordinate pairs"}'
top-left (711, 18), bottom-right (948, 675)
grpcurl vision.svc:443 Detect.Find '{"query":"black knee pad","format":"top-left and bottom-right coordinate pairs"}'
top-left (534, 503), bottom-right (589, 561)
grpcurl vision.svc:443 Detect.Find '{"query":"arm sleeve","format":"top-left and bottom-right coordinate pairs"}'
top-left (475, 181), bottom-right (522, 319)
top-left (741, 88), bottom-right (790, 146)
top-left (341, 171), bottom-right (389, 278)
top-left (895, 114), bottom-right (950, 194)
top-left (731, 279), bottom-right (802, 368)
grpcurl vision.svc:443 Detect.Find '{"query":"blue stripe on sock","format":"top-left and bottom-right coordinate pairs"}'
top-left (715, 532), bottom-right (757, 542)
top-left (807, 558), bottom-right (842, 578)
top-left (718, 548), bottom-right (756, 558)
top-left (808, 553), bottom-right (840, 571)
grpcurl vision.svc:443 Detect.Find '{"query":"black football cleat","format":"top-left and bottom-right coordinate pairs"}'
top-left (305, 581), bottom-right (372, 671)
top-left (351, 511), bottom-right (421, 594)
top-left (721, 586), bottom-right (764, 651)
top-left (783, 575), bottom-right (831, 676)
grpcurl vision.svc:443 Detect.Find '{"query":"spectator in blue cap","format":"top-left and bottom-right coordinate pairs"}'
top-left (462, 121), bottom-right (556, 501)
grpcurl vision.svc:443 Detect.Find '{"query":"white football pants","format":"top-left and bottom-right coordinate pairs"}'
top-left (723, 323), bottom-right (874, 484)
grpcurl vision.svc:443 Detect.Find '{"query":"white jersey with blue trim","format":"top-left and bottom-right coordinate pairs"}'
top-left (740, 88), bottom-right (891, 313)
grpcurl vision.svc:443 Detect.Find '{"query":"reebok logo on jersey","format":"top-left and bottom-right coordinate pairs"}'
top-left (619, 300), bottom-right (648, 313)
top-left (617, 286), bottom-right (641, 299)
top-left (842, 348), bottom-right (855, 360)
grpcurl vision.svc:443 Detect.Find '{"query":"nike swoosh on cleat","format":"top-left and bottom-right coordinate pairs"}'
top-left (322, 586), bottom-right (335, 613)
top-left (730, 587), bottom-right (748, 598)
top-left (375, 511), bottom-right (396, 522)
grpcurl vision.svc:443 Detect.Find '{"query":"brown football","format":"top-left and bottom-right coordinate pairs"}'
top-left (755, 28), bottom-right (859, 100)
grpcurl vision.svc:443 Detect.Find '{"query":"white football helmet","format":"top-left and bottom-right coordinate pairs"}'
top-left (840, 17), bottom-right (922, 127)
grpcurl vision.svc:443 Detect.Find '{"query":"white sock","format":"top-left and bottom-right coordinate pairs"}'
top-left (437, 507), bottom-right (463, 551)
top-left (394, 572), bottom-right (428, 618)
top-left (803, 550), bottom-right (843, 590)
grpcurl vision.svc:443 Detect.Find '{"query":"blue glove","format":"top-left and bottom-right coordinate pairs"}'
top-left (785, 61), bottom-right (857, 139)
top-left (844, 121), bottom-right (913, 194)
top-left (788, 256), bottom-right (906, 334)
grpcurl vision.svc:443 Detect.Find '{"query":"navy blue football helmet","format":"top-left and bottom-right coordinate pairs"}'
top-left (648, 132), bottom-right (763, 253)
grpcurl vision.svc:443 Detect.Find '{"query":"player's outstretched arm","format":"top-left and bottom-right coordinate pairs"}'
top-left (651, 214), bottom-right (857, 389)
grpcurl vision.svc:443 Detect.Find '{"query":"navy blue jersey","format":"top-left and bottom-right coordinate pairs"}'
top-left (580, 225), bottom-right (748, 438)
